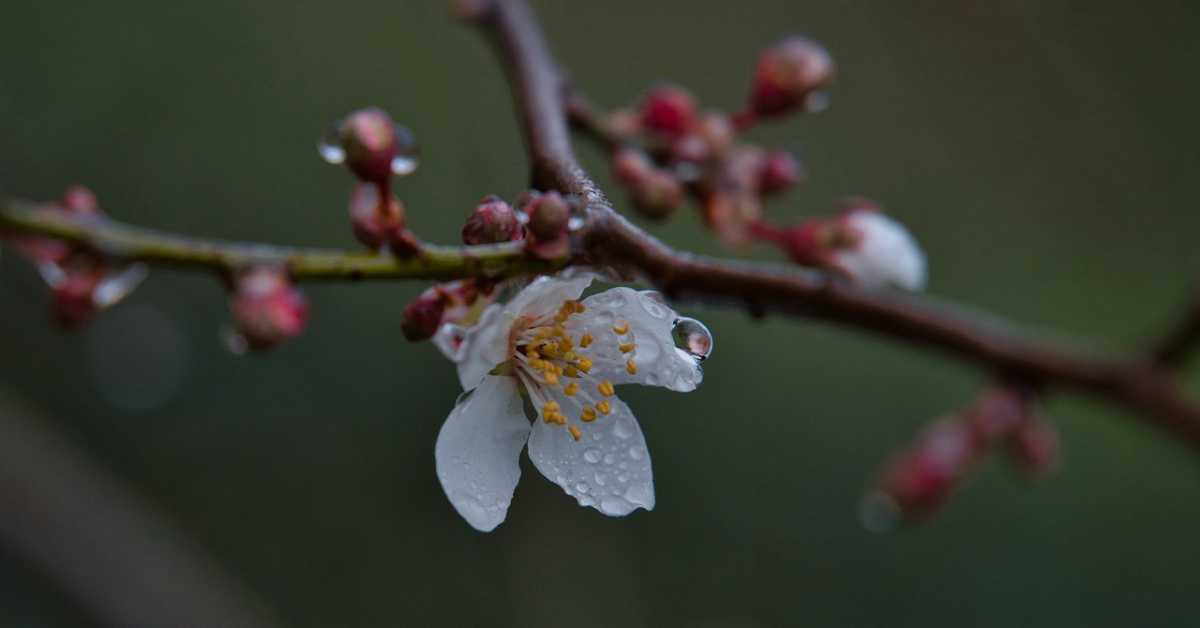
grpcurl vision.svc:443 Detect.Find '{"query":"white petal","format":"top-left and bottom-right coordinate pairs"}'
top-left (502, 270), bottom-right (595, 321)
top-left (450, 304), bottom-right (509, 390)
top-left (837, 211), bottom-right (927, 290)
top-left (526, 387), bottom-right (655, 516)
top-left (434, 375), bottom-right (531, 532)
top-left (568, 288), bottom-right (703, 392)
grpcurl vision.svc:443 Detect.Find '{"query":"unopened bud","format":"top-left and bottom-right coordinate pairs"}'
top-left (523, 192), bottom-right (570, 259)
top-left (630, 170), bottom-right (684, 220)
top-left (749, 36), bottom-right (834, 119)
top-left (695, 111), bottom-right (736, 157)
top-left (758, 150), bottom-right (804, 194)
top-left (60, 185), bottom-right (101, 215)
top-left (462, 195), bottom-right (522, 245)
top-left (1009, 419), bottom-right (1059, 476)
top-left (348, 182), bottom-right (407, 249)
top-left (322, 107), bottom-right (418, 184)
top-left (968, 388), bottom-right (1028, 443)
top-left (703, 191), bottom-right (763, 247)
top-left (230, 267), bottom-right (308, 350)
top-left (401, 286), bottom-right (448, 342)
top-left (611, 148), bottom-right (653, 186)
top-left (51, 266), bottom-right (105, 329)
top-left (875, 419), bottom-right (981, 519)
top-left (639, 84), bottom-right (698, 137)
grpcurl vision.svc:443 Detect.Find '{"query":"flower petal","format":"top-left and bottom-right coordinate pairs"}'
top-left (526, 387), bottom-right (655, 516)
top-left (568, 288), bottom-right (703, 392)
top-left (502, 270), bottom-right (595, 321)
top-left (434, 375), bottom-right (531, 532)
top-left (448, 304), bottom-right (509, 390)
top-left (837, 211), bottom-right (926, 290)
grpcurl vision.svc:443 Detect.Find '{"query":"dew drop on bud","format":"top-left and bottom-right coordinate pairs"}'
top-left (390, 155), bottom-right (419, 176)
top-left (804, 91), bottom-right (831, 113)
top-left (318, 121), bottom-right (346, 164)
top-left (219, 325), bottom-right (249, 356)
top-left (858, 491), bottom-right (901, 534)
top-left (390, 124), bottom-right (420, 175)
top-left (93, 263), bottom-right (148, 308)
top-left (672, 317), bottom-right (713, 361)
top-left (567, 216), bottom-right (585, 231)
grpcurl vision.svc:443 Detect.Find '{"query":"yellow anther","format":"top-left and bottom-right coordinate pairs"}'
top-left (543, 371), bottom-right (559, 386)
top-left (555, 311), bottom-right (569, 323)
top-left (568, 425), bottom-right (583, 441)
top-left (563, 351), bottom-right (579, 361)
top-left (576, 357), bottom-right (593, 373)
top-left (542, 401), bottom-right (560, 413)
top-left (580, 334), bottom-right (594, 348)
top-left (564, 365), bottom-right (579, 378)
top-left (536, 327), bottom-right (555, 339)
top-left (596, 400), bottom-right (612, 416)
top-left (564, 382), bottom-right (579, 396)
top-left (619, 343), bottom-right (636, 354)
top-left (526, 349), bottom-right (540, 361)
top-left (559, 336), bottom-right (574, 351)
top-left (612, 322), bottom-right (630, 335)
top-left (626, 359), bottom-right (638, 375)
top-left (581, 407), bottom-right (597, 422)
top-left (597, 381), bottom-right (615, 397)
top-left (574, 302), bottom-right (586, 313)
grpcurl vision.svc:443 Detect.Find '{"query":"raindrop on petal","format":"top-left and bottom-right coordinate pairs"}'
top-left (672, 317), bottom-right (713, 361)
top-left (318, 121), bottom-right (346, 164)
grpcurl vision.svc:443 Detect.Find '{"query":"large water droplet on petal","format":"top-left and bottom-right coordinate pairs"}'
top-left (318, 121), bottom-right (346, 164)
top-left (672, 317), bottom-right (713, 361)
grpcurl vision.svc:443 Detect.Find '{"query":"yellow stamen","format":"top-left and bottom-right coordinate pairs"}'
top-left (526, 349), bottom-right (540, 360)
top-left (596, 400), bottom-right (612, 415)
top-left (543, 371), bottom-right (559, 386)
top-left (581, 407), bottom-right (597, 422)
top-left (613, 322), bottom-right (630, 335)
top-left (564, 365), bottom-right (579, 378)
top-left (598, 381), bottom-right (615, 397)
top-left (626, 359), bottom-right (638, 375)
top-left (542, 401), bottom-right (560, 414)
top-left (564, 382), bottom-right (579, 396)
top-left (576, 357), bottom-right (593, 373)
top-left (568, 425), bottom-right (582, 441)
top-left (574, 302), bottom-right (586, 313)
top-left (619, 342), bottom-right (635, 354)
top-left (580, 334), bottom-right (593, 348)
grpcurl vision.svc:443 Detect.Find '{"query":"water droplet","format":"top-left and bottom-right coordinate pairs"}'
top-left (599, 497), bottom-right (627, 516)
top-left (613, 418), bottom-right (634, 440)
top-left (624, 484), bottom-right (651, 505)
top-left (567, 215), bottom-right (585, 231)
top-left (93, 263), bottom-right (148, 308)
top-left (603, 453), bottom-right (616, 465)
top-left (617, 472), bottom-right (630, 483)
top-left (583, 448), bottom-right (602, 464)
top-left (574, 482), bottom-right (590, 494)
top-left (672, 317), bottom-right (713, 361)
top-left (594, 471), bottom-right (608, 486)
top-left (859, 491), bottom-right (901, 534)
top-left (36, 262), bottom-right (66, 288)
top-left (804, 91), bottom-right (831, 113)
top-left (390, 155), bottom-right (419, 176)
top-left (629, 445), bottom-right (645, 460)
top-left (318, 121), bottom-right (345, 164)
top-left (220, 326), bottom-right (248, 355)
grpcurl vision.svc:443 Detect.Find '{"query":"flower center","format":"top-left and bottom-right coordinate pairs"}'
top-left (510, 299), bottom-right (639, 442)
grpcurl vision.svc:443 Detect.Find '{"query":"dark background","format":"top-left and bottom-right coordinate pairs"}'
top-left (3, 1), bottom-right (1199, 626)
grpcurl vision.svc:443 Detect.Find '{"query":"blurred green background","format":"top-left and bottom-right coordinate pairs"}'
top-left (3, 1), bottom-right (1199, 626)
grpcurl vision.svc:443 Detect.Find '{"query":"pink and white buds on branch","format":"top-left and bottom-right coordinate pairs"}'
top-left (743, 36), bottom-right (835, 124)
top-left (319, 107), bottom-right (419, 184)
top-left (229, 266), bottom-right (308, 351)
top-left (348, 182), bottom-right (407, 250)
top-left (1008, 418), bottom-right (1060, 476)
top-left (521, 191), bottom-right (571, 259)
top-left (754, 199), bottom-right (926, 290)
top-left (461, 196), bottom-right (523, 245)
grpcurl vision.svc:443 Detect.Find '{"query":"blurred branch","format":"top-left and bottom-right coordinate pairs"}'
top-left (1152, 286), bottom-right (1200, 368)
top-left (0, 391), bottom-right (278, 628)
top-left (467, 0), bottom-right (1200, 447)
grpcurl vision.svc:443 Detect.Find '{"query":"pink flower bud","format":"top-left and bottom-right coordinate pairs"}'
top-left (461, 195), bottom-right (523, 245)
top-left (51, 267), bottom-right (105, 329)
top-left (758, 150), bottom-right (804, 195)
top-left (702, 191), bottom-right (762, 247)
top-left (611, 148), bottom-right (653, 186)
top-left (60, 185), bottom-right (101, 215)
top-left (9, 186), bottom-right (103, 265)
top-left (333, 107), bottom-right (418, 184)
top-left (1009, 419), bottom-right (1059, 476)
top-left (348, 182), bottom-right (407, 249)
top-left (523, 192), bottom-right (570, 259)
top-left (639, 84), bottom-right (698, 137)
top-left (695, 111), bottom-right (736, 157)
top-left (877, 419), bottom-right (981, 518)
top-left (230, 267), bottom-right (308, 350)
top-left (748, 37), bottom-right (834, 119)
top-left (630, 170), bottom-right (684, 220)
top-left (968, 388), bottom-right (1028, 443)
top-left (401, 286), bottom-right (448, 342)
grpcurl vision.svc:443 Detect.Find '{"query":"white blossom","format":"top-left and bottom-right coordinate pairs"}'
top-left (835, 210), bottom-right (926, 290)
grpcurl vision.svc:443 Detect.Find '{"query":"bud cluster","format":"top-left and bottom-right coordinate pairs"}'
top-left (228, 266), bottom-right (309, 351)
top-left (868, 387), bottom-right (1059, 527)
top-left (1, 186), bottom-right (146, 328)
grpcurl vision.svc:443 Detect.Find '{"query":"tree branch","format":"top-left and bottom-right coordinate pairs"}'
top-left (471, 0), bottom-right (1200, 447)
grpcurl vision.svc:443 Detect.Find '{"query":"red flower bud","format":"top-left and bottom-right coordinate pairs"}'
top-left (324, 107), bottom-right (418, 184)
top-left (630, 170), bottom-right (684, 220)
top-left (348, 182), bottom-right (407, 249)
top-left (230, 267), bottom-right (308, 350)
top-left (639, 84), bottom-right (697, 137)
top-left (1009, 419), bottom-right (1059, 476)
top-left (462, 195), bottom-right (523, 245)
top-left (401, 286), bottom-right (448, 342)
top-left (611, 148), bottom-right (653, 186)
top-left (877, 419), bottom-right (981, 518)
top-left (51, 266), bottom-right (105, 329)
top-left (695, 111), bottom-right (736, 157)
top-left (758, 150), bottom-right (804, 195)
top-left (523, 192), bottom-right (570, 259)
top-left (748, 37), bottom-right (834, 119)
top-left (968, 388), bottom-right (1028, 443)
